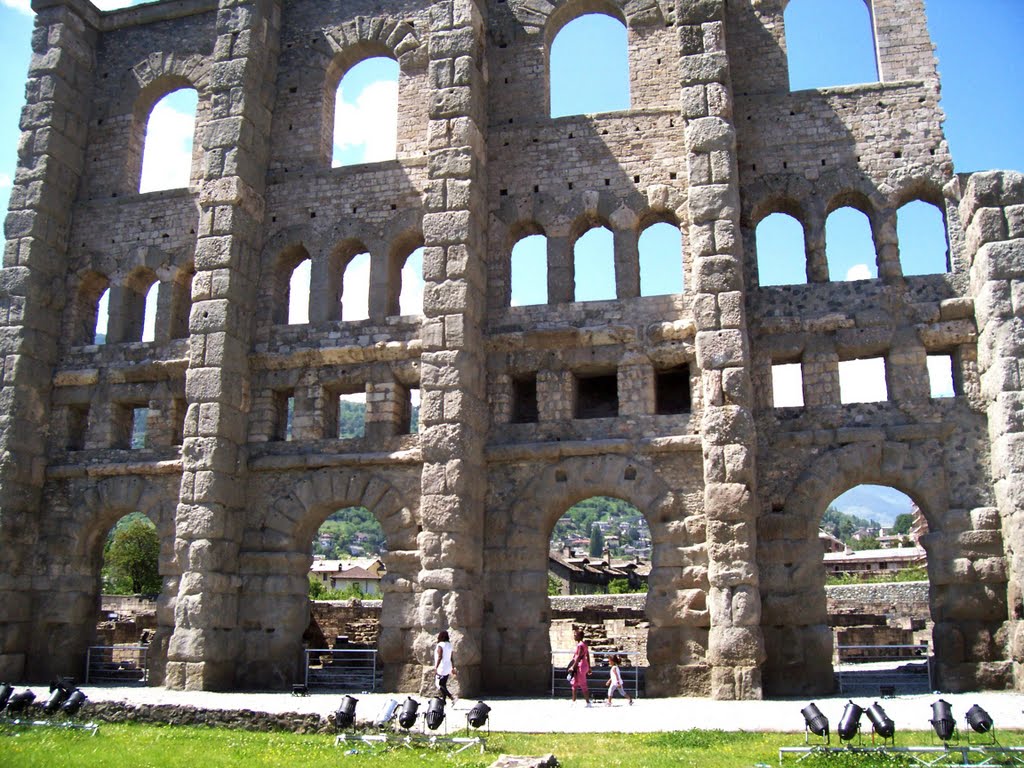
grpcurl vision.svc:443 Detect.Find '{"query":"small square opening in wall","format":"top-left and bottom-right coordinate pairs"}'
top-left (771, 363), bottom-right (804, 407)
top-left (927, 354), bottom-right (955, 398)
top-left (575, 372), bottom-right (618, 419)
top-left (839, 357), bottom-right (888, 404)
top-left (336, 390), bottom-right (366, 438)
top-left (511, 373), bottom-right (539, 423)
top-left (655, 364), bottom-right (691, 414)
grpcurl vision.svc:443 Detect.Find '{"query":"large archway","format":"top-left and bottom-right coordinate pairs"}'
top-left (236, 468), bottom-right (420, 691)
top-left (483, 454), bottom-right (709, 697)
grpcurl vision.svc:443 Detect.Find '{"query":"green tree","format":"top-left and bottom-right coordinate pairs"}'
top-left (892, 513), bottom-right (914, 535)
top-left (548, 574), bottom-right (562, 596)
top-left (103, 515), bottom-right (160, 594)
top-left (589, 523), bottom-right (605, 558)
top-left (308, 574), bottom-right (327, 599)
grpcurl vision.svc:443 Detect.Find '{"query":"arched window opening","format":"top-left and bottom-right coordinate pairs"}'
top-left (784, 0), bottom-right (878, 91)
top-left (897, 200), bottom-right (950, 276)
top-left (511, 234), bottom-right (548, 306)
top-left (574, 226), bottom-right (616, 302)
top-left (309, 507), bottom-right (386, 599)
top-left (141, 282), bottom-right (159, 343)
top-left (140, 88), bottom-right (199, 194)
top-left (341, 252), bottom-right (371, 322)
top-left (102, 512), bottom-right (160, 595)
top-left (927, 354), bottom-right (955, 399)
top-left (839, 357), bottom-right (887, 404)
top-left (639, 222), bottom-right (683, 296)
top-left (772, 362), bottom-right (804, 407)
top-left (288, 258), bottom-right (311, 325)
top-left (822, 486), bottom-right (928, 575)
top-left (756, 212), bottom-right (807, 286)
top-left (94, 287), bottom-right (110, 345)
top-left (550, 14), bottom-right (629, 118)
top-left (399, 246), bottom-right (425, 317)
top-left (826, 207), bottom-right (876, 281)
top-left (333, 57), bottom-right (399, 168)
top-left (118, 270), bottom-right (158, 344)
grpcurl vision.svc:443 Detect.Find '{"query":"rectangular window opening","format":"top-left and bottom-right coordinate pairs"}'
top-left (771, 362), bottom-right (804, 408)
top-left (655, 364), bottom-right (691, 415)
top-left (337, 390), bottom-right (367, 439)
top-left (131, 407), bottom-right (149, 449)
top-left (273, 390), bottom-right (294, 442)
top-left (838, 357), bottom-right (888, 404)
top-left (512, 374), bottom-right (539, 423)
top-left (575, 372), bottom-right (618, 419)
top-left (67, 405), bottom-right (89, 451)
top-left (927, 353), bottom-right (956, 399)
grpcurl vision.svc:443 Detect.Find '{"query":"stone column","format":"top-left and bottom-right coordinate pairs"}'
top-left (680, 1), bottom-right (765, 700)
top-left (415, 0), bottom-right (489, 696)
top-left (165, 0), bottom-right (280, 691)
top-left (961, 171), bottom-right (1024, 692)
top-left (0, 0), bottom-right (98, 681)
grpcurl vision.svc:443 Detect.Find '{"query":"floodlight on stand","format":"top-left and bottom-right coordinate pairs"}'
top-left (930, 699), bottom-right (957, 743)
top-left (0, 682), bottom-right (13, 711)
top-left (838, 700), bottom-right (863, 743)
top-left (398, 697), bottom-right (419, 730)
top-left (425, 696), bottom-right (445, 731)
top-left (43, 685), bottom-right (70, 714)
top-left (334, 695), bottom-right (358, 729)
top-left (6, 689), bottom-right (36, 714)
top-left (800, 702), bottom-right (829, 743)
top-left (965, 704), bottom-right (995, 743)
top-left (467, 701), bottom-right (491, 731)
top-left (61, 689), bottom-right (87, 717)
top-left (373, 697), bottom-right (399, 727)
top-left (866, 701), bottom-right (895, 742)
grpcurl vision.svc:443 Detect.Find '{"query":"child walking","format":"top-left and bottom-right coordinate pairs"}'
top-left (605, 655), bottom-right (633, 706)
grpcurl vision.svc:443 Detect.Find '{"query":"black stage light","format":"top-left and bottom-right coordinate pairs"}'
top-left (335, 695), bottom-right (358, 729)
top-left (6, 689), bottom-right (36, 714)
top-left (61, 690), bottom-right (87, 716)
top-left (801, 703), bottom-right (829, 739)
top-left (931, 699), bottom-right (956, 742)
top-left (0, 682), bottom-right (12, 711)
top-left (838, 700), bottom-right (863, 742)
top-left (43, 685), bottom-right (70, 714)
top-left (866, 701), bottom-right (895, 740)
top-left (425, 696), bottom-right (445, 731)
top-left (291, 684), bottom-right (308, 696)
top-left (467, 701), bottom-right (491, 730)
top-left (965, 704), bottom-right (993, 734)
top-left (398, 697), bottom-right (419, 729)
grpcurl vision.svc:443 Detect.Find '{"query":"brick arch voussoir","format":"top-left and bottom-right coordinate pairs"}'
top-left (325, 15), bottom-right (424, 75)
top-left (886, 172), bottom-right (948, 211)
top-left (643, 184), bottom-right (688, 230)
top-left (123, 52), bottom-right (211, 116)
top-left (544, 0), bottom-right (629, 48)
top-left (287, 468), bottom-right (416, 552)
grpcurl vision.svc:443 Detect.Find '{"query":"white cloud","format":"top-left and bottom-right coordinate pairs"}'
top-left (139, 98), bottom-right (196, 193)
top-left (845, 263), bottom-right (872, 281)
top-left (1, 0), bottom-right (31, 15)
top-left (333, 79), bottom-right (398, 165)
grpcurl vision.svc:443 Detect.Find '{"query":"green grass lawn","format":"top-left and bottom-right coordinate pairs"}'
top-left (3, 723), bottom-right (1022, 768)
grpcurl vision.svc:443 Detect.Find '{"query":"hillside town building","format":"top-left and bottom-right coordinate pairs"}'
top-left (0, 0), bottom-right (1021, 699)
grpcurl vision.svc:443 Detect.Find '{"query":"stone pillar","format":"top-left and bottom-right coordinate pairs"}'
top-left (681, 1), bottom-right (765, 700)
top-left (961, 171), bottom-right (1024, 692)
top-left (414, 0), bottom-right (489, 696)
top-left (547, 233), bottom-right (573, 304)
top-left (165, 0), bottom-right (280, 691)
top-left (0, 0), bottom-right (97, 681)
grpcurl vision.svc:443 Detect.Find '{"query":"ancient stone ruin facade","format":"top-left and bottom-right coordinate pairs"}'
top-left (1, 0), bottom-right (1021, 699)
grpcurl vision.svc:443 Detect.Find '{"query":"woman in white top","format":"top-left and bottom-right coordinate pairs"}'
top-left (434, 630), bottom-right (456, 703)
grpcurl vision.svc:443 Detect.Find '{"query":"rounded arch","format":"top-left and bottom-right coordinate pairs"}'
top-left (545, 0), bottom-right (628, 50)
top-left (70, 268), bottom-right (111, 346)
top-left (323, 17), bottom-right (423, 84)
top-left (386, 225), bottom-right (426, 318)
top-left (76, 476), bottom-right (177, 565)
top-left (783, 441), bottom-right (947, 536)
top-left (124, 53), bottom-right (211, 116)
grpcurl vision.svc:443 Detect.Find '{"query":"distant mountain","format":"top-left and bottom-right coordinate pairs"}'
top-left (829, 484), bottom-right (913, 527)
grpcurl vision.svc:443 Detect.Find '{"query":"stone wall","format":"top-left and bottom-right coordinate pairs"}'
top-left (0, 0), bottom-right (1019, 700)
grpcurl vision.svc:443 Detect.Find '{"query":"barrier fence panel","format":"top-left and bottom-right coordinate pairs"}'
top-left (835, 643), bottom-right (932, 695)
top-left (305, 648), bottom-right (381, 691)
top-left (550, 649), bottom-right (642, 699)
top-left (85, 645), bottom-right (148, 684)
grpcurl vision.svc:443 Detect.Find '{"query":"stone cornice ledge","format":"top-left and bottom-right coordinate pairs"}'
top-left (486, 434), bottom-right (702, 463)
top-left (47, 458), bottom-right (183, 480)
top-left (249, 448), bottom-right (423, 472)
